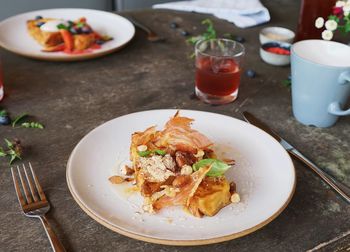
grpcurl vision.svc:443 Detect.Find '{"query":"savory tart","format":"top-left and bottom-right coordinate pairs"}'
top-left (27, 16), bottom-right (112, 53)
top-left (109, 111), bottom-right (240, 217)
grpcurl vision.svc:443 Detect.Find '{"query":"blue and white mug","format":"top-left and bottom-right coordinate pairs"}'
top-left (291, 40), bottom-right (350, 127)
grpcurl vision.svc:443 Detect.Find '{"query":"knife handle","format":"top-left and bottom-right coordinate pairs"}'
top-left (288, 148), bottom-right (350, 204)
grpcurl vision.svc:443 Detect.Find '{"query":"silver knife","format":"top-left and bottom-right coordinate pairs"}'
top-left (242, 111), bottom-right (350, 204)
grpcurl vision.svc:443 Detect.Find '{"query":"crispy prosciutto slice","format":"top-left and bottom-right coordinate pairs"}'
top-left (155, 111), bottom-right (213, 153)
top-left (152, 166), bottom-right (211, 213)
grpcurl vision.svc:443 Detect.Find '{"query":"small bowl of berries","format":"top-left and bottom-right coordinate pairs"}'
top-left (260, 42), bottom-right (291, 66)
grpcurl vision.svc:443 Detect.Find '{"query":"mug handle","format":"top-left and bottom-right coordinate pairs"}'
top-left (328, 71), bottom-right (350, 116)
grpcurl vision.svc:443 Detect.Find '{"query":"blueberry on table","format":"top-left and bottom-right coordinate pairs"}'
top-left (180, 30), bottom-right (190, 36)
top-left (35, 15), bottom-right (43, 20)
top-left (245, 69), bottom-right (256, 78)
top-left (170, 22), bottom-right (178, 29)
top-left (0, 115), bottom-right (11, 125)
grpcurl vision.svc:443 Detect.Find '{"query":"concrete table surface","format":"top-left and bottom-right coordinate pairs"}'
top-left (0, 1), bottom-right (349, 251)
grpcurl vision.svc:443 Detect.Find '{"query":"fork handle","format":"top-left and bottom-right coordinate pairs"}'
top-left (39, 216), bottom-right (66, 252)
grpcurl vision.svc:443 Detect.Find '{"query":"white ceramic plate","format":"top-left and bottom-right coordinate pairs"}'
top-left (0, 8), bottom-right (135, 61)
top-left (66, 110), bottom-right (295, 245)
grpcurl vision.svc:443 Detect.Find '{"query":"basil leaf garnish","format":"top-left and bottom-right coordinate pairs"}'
top-left (192, 158), bottom-right (231, 177)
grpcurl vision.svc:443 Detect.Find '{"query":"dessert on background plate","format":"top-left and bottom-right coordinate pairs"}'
top-left (27, 16), bottom-right (112, 54)
top-left (0, 9), bottom-right (135, 61)
top-left (109, 111), bottom-right (240, 218)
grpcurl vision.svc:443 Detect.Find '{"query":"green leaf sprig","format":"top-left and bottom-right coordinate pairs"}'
top-left (192, 158), bottom-right (231, 177)
top-left (187, 19), bottom-right (217, 45)
top-left (0, 138), bottom-right (23, 164)
top-left (12, 113), bottom-right (28, 127)
top-left (12, 113), bottom-right (44, 129)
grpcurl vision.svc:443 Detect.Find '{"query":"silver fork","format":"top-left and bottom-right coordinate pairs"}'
top-left (11, 163), bottom-right (66, 252)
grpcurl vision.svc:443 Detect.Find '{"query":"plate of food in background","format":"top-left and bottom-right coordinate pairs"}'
top-left (66, 109), bottom-right (296, 245)
top-left (0, 8), bottom-right (135, 61)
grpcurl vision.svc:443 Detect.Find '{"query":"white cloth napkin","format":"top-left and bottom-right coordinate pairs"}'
top-left (153, 0), bottom-right (270, 28)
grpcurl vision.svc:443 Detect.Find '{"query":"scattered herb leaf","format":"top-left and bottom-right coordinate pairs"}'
top-left (0, 138), bottom-right (23, 164)
top-left (21, 122), bottom-right (44, 129)
top-left (11, 113), bottom-right (44, 129)
top-left (282, 79), bottom-right (291, 87)
top-left (4, 138), bottom-right (13, 148)
top-left (12, 113), bottom-right (28, 127)
top-left (0, 147), bottom-right (6, 157)
top-left (0, 109), bottom-right (8, 117)
top-left (192, 158), bottom-right (231, 177)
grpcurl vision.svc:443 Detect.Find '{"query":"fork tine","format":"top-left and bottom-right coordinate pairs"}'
top-left (11, 167), bottom-right (26, 207)
top-left (28, 162), bottom-right (47, 201)
top-left (23, 164), bottom-right (39, 202)
top-left (17, 165), bottom-right (33, 204)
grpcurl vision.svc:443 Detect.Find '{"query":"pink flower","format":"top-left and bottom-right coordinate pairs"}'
top-left (333, 6), bottom-right (344, 17)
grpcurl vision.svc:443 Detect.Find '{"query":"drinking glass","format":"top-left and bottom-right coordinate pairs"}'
top-left (195, 38), bottom-right (245, 105)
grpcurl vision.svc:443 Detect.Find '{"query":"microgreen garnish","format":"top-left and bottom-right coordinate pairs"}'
top-left (12, 113), bottom-right (28, 127)
top-left (154, 149), bottom-right (166, 156)
top-left (187, 19), bottom-right (217, 45)
top-left (193, 158), bottom-right (231, 177)
top-left (0, 138), bottom-right (23, 164)
top-left (137, 149), bottom-right (167, 157)
top-left (138, 150), bottom-right (152, 157)
top-left (76, 22), bottom-right (85, 28)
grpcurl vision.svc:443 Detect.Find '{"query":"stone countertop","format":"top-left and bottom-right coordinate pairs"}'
top-left (0, 1), bottom-right (349, 251)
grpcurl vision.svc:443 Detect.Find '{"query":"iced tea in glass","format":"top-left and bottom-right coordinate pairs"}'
top-left (195, 39), bottom-right (245, 104)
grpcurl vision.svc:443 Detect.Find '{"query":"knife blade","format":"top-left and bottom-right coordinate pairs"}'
top-left (242, 111), bottom-right (350, 204)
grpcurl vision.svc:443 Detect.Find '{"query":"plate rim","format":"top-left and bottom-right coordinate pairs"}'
top-left (66, 109), bottom-right (296, 246)
top-left (0, 8), bottom-right (135, 61)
